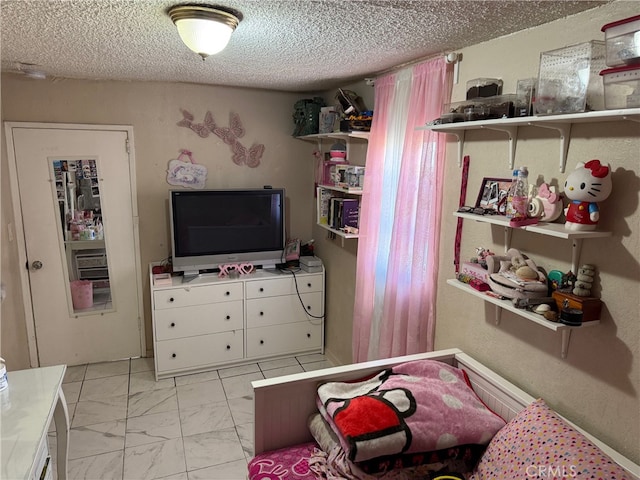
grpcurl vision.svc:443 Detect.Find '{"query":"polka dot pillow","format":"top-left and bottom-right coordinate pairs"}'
top-left (469, 398), bottom-right (632, 479)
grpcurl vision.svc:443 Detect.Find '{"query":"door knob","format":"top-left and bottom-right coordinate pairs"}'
top-left (31, 260), bottom-right (43, 270)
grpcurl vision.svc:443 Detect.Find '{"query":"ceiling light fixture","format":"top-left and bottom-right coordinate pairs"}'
top-left (168, 4), bottom-right (242, 60)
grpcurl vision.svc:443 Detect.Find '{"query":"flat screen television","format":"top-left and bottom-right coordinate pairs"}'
top-left (169, 188), bottom-right (286, 276)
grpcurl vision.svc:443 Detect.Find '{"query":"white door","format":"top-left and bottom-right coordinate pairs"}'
top-left (6, 123), bottom-right (144, 366)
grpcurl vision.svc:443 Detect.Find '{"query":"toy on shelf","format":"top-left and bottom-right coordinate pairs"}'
top-left (473, 247), bottom-right (495, 268)
top-left (486, 248), bottom-right (548, 300)
top-left (528, 183), bottom-right (563, 222)
top-left (573, 264), bottom-right (596, 297)
top-left (564, 160), bottom-right (612, 231)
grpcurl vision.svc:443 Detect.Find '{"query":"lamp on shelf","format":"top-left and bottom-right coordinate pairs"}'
top-left (168, 4), bottom-right (242, 60)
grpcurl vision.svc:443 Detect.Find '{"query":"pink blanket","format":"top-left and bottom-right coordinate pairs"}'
top-left (317, 359), bottom-right (505, 463)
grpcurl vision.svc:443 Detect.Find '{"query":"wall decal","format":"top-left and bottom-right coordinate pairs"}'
top-left (166, 149), bottom-right (208, 189)
top-left (177, 109), bottom-right (265, 168)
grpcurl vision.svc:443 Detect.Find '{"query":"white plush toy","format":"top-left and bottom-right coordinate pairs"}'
top-left (564, 160), bottom-right (612, 231)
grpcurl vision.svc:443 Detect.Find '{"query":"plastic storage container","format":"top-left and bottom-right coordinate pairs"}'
top-left (515, 78), bottom-right (537, 117)
top-left (466, 78), bottom-right (503, 99)
top-left (600, 64), bottom-right (640, 109)
top-left (601, 15), bottom-right (640, 67)
top-left (535, 41), bottom-right (606, 115)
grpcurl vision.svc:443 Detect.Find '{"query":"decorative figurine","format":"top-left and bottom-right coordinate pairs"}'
top-left (573, 264), bottom-right (596, 297)
top-left (528, 183), bottom-right (563, 222)
top-left (564, 160), bottom-right (612, 231)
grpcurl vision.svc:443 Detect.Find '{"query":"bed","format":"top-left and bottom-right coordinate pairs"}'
top-left (251, 348), bottom-right (640, 479)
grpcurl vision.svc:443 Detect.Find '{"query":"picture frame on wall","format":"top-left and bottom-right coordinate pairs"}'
top-left (476, 177), bottom-right (511, 214)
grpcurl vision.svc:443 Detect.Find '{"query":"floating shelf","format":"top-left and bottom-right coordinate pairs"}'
top-left (447, 279), bottom-right (599, 358)
top-left (316, 223), bottom-right (359, 239)
top-left (418, 108), bottom-right (640, 172)
top-left (454, 212), bottom-right (612, 273)
top-left (296, 132), bottom-right (370, 142)
top-left (318, 184), bottom-right (363, 195)
top-left (453, 212), bottom-right (611, 240)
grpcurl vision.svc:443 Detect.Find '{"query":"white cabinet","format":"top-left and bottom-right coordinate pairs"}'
top-left (150, 266), bottom-right (325, 379)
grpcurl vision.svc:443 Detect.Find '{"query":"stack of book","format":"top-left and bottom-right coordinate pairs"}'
top-left (317, 189), bottom-right (360, 230)
top-left (329, 197), bottom-right (359, 229)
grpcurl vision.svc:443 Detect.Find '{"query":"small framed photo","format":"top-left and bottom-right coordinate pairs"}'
top-left (476, 177), bottom-right (511, 214)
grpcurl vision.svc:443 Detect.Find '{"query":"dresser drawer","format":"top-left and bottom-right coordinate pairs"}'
top-left (155, 331), bottom-right (244, 372)
top-left (154, 283), bottom-right (243, 309)
top-left (154, 301), bottom-right (243, 341)
top-left (245, 273), bottom-right (323, 299)
top-left (246, 292), bottom-right (323, 328)
top-left (246, 322), bottom-right (322, 358)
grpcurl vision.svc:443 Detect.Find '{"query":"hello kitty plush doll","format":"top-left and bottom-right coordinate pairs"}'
top-left (564, 160), bottom-right (612, 231)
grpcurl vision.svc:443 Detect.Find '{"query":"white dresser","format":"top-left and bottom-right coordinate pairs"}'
top-left (150, 265), bottom-right (325, 380)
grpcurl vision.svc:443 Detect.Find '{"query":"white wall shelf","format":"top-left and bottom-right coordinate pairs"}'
top-left (299, 133), bottom-right (369, 246)
top-left (419, 108), bottom-right (640, 172)
top-left (316, 185), bottom-right (362, 245)
top-left (296, 132), bottom-right (369, 160)
top-left (318, 184), bottom-right (363, 195)
top-left (454, 212), bottom-right (611, 273)
top-left (447, 279), bottom-right (599, 359)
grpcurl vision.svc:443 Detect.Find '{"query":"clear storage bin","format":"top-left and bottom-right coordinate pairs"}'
top-left (600, 64), bottom-right (640, 109)
top-left (535, 41), bottom-right (606, 115)
top-left (601, 15), bottom-right (640, 67)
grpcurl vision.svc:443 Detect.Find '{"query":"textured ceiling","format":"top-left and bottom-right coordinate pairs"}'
top-left (0, 0), bottom-right (609, 92)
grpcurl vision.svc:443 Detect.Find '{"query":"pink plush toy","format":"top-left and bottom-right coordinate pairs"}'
top-left (564, 160), bottom-right (612, 231)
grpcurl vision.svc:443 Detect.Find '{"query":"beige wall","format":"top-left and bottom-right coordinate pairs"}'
top-left (0, 78), bottom-right (318, 365)
top-left (435, 1), bottom-right (639, 464)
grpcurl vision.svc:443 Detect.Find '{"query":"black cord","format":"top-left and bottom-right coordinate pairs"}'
top-left (279, 268), bottom-right (325, 322)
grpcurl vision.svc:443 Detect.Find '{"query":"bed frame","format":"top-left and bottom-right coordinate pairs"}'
top-left (252, 348), bottom-right (639, 478)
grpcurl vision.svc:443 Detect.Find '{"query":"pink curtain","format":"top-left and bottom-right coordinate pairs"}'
top-left (352, 58), bottom-right (453, 362)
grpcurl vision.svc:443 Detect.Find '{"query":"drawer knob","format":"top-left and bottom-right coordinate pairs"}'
top-left (306, 305), bottom-right (311, 310)
top-left (260, 340), bottom-right (264, 345)
top-left (171, 353), bottom-right (177, 358)
top-left (169, 297), bottom-right (174, 302)
top-left (259, 287), bottom-right (264, 292)
top-left (225, 291), bottom-right (230, 296)
top-left (170, 322), bottom-right (176, 327)
top-left (259, 311), bottom-right (264, 316)
top-left (307, 333), bottom-right (311, 338)
top-left (226, 315), bottom-right (230, 320)
top-left (307, 283), bottom-right (312, 288)
top-left (226, 345), bottom-right (231, 350)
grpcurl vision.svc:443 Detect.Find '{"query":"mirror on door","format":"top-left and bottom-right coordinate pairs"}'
top-left (52, 158), bottom-right (113, 314)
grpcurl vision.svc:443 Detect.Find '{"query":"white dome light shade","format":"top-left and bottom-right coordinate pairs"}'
top-left (175, 18), bottom-right (233, 57)
top-left (169, 5), bottom-right (241, 60)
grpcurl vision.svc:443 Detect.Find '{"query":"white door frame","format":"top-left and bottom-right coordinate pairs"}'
top-left (5, 122), bottom-right (145, 367)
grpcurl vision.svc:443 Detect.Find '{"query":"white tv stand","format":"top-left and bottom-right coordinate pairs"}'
top-left (149, 264), bottom-right (325, 380)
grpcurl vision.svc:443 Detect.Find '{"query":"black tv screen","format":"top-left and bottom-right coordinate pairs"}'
top-left (169, 188), bottom-right (285, 274)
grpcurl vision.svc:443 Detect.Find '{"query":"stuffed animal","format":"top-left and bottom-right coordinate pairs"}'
top-left (564, 160), bottom-right (612, 231)
top-left (485, 248), bottom-right (548, 300)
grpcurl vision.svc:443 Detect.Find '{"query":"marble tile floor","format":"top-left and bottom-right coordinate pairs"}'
top-left (48, 353), bottom-right (333, 480)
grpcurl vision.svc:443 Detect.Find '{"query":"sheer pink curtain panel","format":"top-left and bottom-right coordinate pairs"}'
top-left (352, 58), bottom-right (453, 362)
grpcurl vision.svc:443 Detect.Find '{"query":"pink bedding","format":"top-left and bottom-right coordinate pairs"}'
top-left (317, 359), bottom-right (506, 463)
top-left (248, 442), bottom-right (318, 480)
